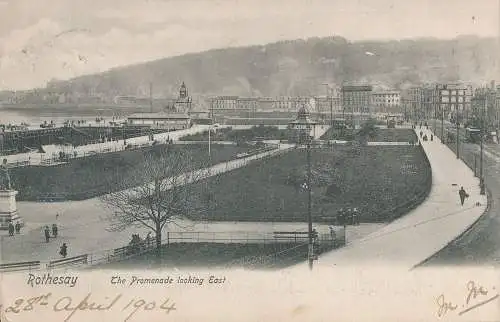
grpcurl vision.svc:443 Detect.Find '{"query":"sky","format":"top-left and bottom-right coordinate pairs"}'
top-left (0, 0), bottom-right (498, 90)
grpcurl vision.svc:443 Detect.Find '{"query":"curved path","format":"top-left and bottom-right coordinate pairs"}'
top-left (297, 127), bottom-right (488, 270)
top-left (0, 126), bottom-right (330, 263)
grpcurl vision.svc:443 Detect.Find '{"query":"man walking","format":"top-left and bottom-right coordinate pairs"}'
top-left (44, 226), bottom-right (50, 243)
top-left (459, 186), bottom-right (469, 206)
top-left (59, 243), bottom-right (67, 258)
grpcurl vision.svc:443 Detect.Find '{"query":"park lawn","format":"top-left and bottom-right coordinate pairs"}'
top-left (187, 145), bottom-right (431, 223)
top-left (368, 129), bottom-right (417, 142)
top-left (320, 127), bottom-right (417, 142)
top-left (95, 242), bottom-right (336, 270)
top-left (180, 125), bottom-right (289, 142)
top-left (10, 144), bottom-right (252, 201)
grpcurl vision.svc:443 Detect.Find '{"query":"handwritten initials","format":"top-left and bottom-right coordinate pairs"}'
top-left (436, 294), bottom-right (457, 317)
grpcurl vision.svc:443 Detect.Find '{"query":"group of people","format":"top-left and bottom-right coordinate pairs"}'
top-left (43, 224), bottom-right (58, 242)
top-left (127, 232), bottom-right (152, 254)
top-left (419, 130), bottom-right (433, 142)
top-left (42, 224), bottom-right (68, 258)
top-left (7, 222), bottom-right (22, 236)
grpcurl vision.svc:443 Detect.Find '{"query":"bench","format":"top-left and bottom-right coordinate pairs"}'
top-left (47, 254), bottom-right (88, 269)
top-left (0, 261), bottom-right (40, 272)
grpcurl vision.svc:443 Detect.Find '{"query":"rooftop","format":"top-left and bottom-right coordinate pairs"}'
top-left (342, 85), bottom-right (373, 92)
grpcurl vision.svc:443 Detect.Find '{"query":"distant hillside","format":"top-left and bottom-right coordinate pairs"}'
top-left (41, 35), bottom-right (499, 97)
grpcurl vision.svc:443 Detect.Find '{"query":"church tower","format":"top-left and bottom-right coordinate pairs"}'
top-left (174, 82), bottom-right (192, 112)
top-left (179, 82), bottom-right (188, 99)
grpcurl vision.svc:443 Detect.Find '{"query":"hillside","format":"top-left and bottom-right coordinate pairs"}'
top-left (34, 35), bottom-right (500, 97)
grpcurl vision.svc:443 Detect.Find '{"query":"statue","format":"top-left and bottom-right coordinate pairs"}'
top-left (0, 158), bottom-right (12, 190)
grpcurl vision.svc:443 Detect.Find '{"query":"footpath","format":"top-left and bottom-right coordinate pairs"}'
top-left (308, 127), bottom-right (487, 270)
top-left (0, 126), bottom-right (331, 263)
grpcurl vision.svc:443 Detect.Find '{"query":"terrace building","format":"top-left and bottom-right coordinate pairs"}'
top-left (341, 84), bottom-right (373, 125)
top-left (211, 96), bottom-right (238, 111)
top-left (471, 86), bottom-right (497, 130)
top-left (314, 92), bottom-right (342, 114)
top-left (371, 91), bottom-right (400, 113)
top-left (435, 83), bottom-right (472, 123)
top-left (404, 85), bottom-right (436, 121)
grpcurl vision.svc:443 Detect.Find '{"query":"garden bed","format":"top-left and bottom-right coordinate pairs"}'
top-left (180, 125), bottom-right (289, 142)
top-left (187, 145), bottom-right (431, 223)
top-left (320, 127), bottom-right (417, 142)
top-left (96, 242), bottom-right (338, 270)
top-left (10, 144), bottom-right (252, 201)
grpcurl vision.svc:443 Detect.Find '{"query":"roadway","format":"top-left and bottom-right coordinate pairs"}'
top-left (297, 127), bottom-right (487, 269)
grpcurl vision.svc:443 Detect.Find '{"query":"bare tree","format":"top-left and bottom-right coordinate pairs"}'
top-left (100, 147), bottom-right (211, 256)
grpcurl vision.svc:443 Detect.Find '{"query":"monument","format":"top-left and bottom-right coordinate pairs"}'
top-left (0, 159), bottom-right (23, 230)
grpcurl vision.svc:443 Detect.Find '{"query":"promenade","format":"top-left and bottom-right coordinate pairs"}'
top-left (305, 127), bottom-right (487, 270)
top-left (0, 126), bottom-right (330, 263)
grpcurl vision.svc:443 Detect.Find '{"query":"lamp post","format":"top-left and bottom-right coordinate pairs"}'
top-left (322, 83), bottom-right (333, 127)
top-left (289, 105), bottom-right (318, 270)
top-left (456, 120), bottom-right (460, 159)
top-left (441, 106), bottom-right (444, 143)
top-left (208, 124), bottom-right (211, 158)
top-left (480, 90), bottom-right (487, 195)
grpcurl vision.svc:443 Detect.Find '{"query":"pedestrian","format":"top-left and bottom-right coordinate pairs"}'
top-left (431, 134), bottom-right (434, 141)
top-left (352, 207), bottom-right (360, 225)
top-left (329, 225), bottom-right (336, 240)
top-left (15, 222), bottom-right (21, 234)
top-left (459, 186), bottom-right (469, 206)
top-left (59, 243), bottom-right (67, 258)
top-left (52, 223), bottom-right (58, 238)
top-left (8, 223), bottom-right (14, 236)
top-left (44, 226), bottom-right (50, 243)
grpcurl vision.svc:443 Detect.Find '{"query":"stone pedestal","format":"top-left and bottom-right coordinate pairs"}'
top-left (0, 190), bottom-right (22, 230)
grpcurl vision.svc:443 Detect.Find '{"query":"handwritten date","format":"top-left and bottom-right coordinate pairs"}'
top-left (436, 281), bottom-right (498, 318)
top-left (0, 292), bottom-right (176, 322)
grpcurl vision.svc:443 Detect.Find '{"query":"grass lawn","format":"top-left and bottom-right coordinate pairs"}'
top-left (10, 144), bottom-right (252, 201)
top-left (187, 145), bottom-right (431, 223)
top-left (180, 125), bottom-right (289, 142)
top-left (95, 242), bottom-right (337, 270)
top-left (320, 127), bottom-right (417, 142)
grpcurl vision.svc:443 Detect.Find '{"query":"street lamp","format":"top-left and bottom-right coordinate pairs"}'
top-left (480, 89), bottom-right (487, 195)
top-left (289, 105), bottom-right (318, 270)
top-left (208, 124), bottom-right (213, 159)
top-left (322, 83), bottom-right (333, 127)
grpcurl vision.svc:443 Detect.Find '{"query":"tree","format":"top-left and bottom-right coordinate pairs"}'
top-left (100, 147), bottom-right (210, 256)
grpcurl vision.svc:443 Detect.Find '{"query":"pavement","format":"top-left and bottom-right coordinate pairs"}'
top-left (422, 136), bottom-right (500, 265)
top-left (298, 127), bottom-right (488, 270)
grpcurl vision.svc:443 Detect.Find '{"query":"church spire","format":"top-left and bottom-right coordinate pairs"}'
top-left (179, 82), bottom-right (188, 99)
